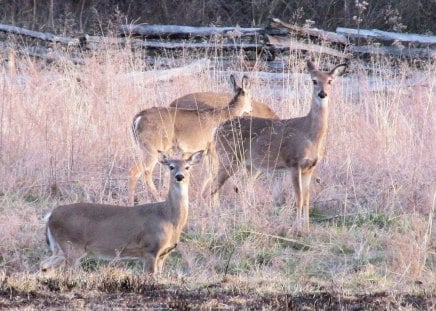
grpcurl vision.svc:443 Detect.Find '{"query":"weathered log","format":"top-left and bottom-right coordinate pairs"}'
top-left (267, 35), bottom-right (349, 59)
top-left (118, 59), bottom-right (211, 83)
top-left (80, 35), bottom-right (127, 50)
top-left (336, 27), bottom-right (436, 46)
top-left (0, 23), bottom-right (79, 45)
top-left (269, 18), bottom-right (348, 45)
top-left (19, 46), bottom-right (84, 64)
top-left (349, 45), bottom-right (436, 59)
top-left (119, 24), bottom-right (263, 38)
top-left (132, 40), bottom-right (263, 50)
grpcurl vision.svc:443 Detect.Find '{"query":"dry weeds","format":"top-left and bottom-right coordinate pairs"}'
top-left (0, 47), bottom-right (435, 308)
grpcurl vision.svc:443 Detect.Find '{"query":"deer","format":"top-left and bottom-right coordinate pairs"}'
top-left (128, 75), bottom-right (252, 205)
top-left (40, 150), bottom-right (205, 274)
top-left (169, 92), bottom-right (279, 119)
top-left (209, 60), bottom-right (347, 233)
top-left (169, 88), bottom-right (280, 194)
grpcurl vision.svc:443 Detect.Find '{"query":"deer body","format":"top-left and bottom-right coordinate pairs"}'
top-left (170, 92), bottom-right (279, 119)
top-left (129, 75), bottom-right (251, 204)
top-left (41, 151), bottom-right (204, 274)
top-left (211, 61), bottom-right (347, 232)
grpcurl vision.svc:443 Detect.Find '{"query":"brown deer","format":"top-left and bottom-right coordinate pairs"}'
top-left (210, 60), bottom-right (347, 233)
top-left (169, 89), bottom-right (279, 194)
top-left (169, 92), bottom-right (278, 119)
top-left (129, 75), bottom-right (251, 205)
top-left (41, 150), bottom-right (204, 274)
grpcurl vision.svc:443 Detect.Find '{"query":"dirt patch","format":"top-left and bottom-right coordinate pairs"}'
top-left (1, 282), bottom-right (434, 310)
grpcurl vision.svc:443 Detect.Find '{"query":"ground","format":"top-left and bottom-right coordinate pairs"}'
top-left (1, 279), bottom-right (434, 310)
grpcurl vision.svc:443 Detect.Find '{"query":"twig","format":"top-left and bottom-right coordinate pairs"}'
top-left (223, 245), bottom-right (236, 278)
top-left (240, 230), bottom-right (312, 249)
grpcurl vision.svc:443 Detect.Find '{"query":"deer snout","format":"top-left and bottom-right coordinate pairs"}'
top-left (318, 90), bottom-right (327, 99)
top-left (175, 174), bottom-right (185, 182)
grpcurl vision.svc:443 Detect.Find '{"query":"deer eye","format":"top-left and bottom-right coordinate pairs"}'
top-left (312, 80), bottom-right (317, 85)
top-left (328, 80), bottom-right (332, 85)
top-left (185, 166), bottom-right (190, 170)
top-left (169, 164), bottom-right (175, 170)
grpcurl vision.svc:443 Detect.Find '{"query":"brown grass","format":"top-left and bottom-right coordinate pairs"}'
top-left (0, 47), bottom-right (434, 298)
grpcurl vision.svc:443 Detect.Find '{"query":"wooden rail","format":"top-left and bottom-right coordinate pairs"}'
top-left (1, 18), bottom-right (435, 66)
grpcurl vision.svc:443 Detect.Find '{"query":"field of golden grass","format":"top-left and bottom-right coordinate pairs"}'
top-left (0, 48), bottom-right (434, 308)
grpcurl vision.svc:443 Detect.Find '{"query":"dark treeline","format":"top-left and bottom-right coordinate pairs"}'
top-left (0, 0), bottom-right (434, 35)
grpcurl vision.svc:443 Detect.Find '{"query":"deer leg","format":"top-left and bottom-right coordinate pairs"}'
top-left (210, 160), bottom-right (239, 197)
top-left (156, 242), bottom-right (178, 274)
top-left (40, 239), bottom-right (66, 271)
top-left (128, 162), bottom-right (143, 205)
top-left (301, 171), bottom-right (313, 232)
top-left (40, 255), bottom-right (66, 271)
top-left (291, 167), bottom-right (303, 233)
top-left (129, 154), bottom-right (161, 204)
top-left (62, 242), bottom-right (84, 269)
top-left (199, 146), bottom-right (218, 208)
top-left (228, 164), bottom-right (262, 194)
top-left (156, 253), bottom-right (170, 274)
top-left (142, 253), bottom-right (158, 275)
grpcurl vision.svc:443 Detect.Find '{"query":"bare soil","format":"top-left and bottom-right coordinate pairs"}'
top-left (1, 281), bottom-right (434, 310)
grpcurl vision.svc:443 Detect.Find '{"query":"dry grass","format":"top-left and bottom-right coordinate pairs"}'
top-left (0, 46), bottom-right (434, 299)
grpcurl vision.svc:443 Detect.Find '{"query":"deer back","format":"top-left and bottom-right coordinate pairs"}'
top-left (169, 92), bottom-right (279, 119)
top-left (133, 76), bottom-right (252, 154)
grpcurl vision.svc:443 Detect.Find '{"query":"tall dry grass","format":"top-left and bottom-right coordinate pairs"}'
top-left (0, 47), bottom-right (434, 293)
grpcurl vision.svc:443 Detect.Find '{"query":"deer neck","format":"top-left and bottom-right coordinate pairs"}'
top-left (213, 95), bottom-right (248, 121)
top-left (306, 96), bottom-right (329, 144)
top-left (167, 182), bottom-right (189, 231)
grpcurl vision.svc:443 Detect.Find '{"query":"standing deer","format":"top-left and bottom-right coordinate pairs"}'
top-left (169, 92), bottom-right (278, 119)
top-left (129, 75), bottom-right (251, 205)
top-left (41, 150), bottom-right (204, 274)
top-left (169, 89), bottom-right (280, 194)
top-left (210, 60), bottom-right (347, 233)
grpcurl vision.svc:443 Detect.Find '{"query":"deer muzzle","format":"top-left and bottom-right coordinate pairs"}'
top-left (318, 90), bottom-right (327, 99)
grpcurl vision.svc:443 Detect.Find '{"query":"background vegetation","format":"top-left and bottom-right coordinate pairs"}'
top-left (0, 1), bottom-right (435, 308)
top-left (0, 47), bottom-right (434, 298)
top-left (0, 0), bottom-right (435, 34)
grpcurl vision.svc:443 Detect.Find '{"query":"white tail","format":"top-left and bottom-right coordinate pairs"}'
top-left (128, 75), bottom-right (252, 205)
top-left (211, 60), bottom-right (347, 233)
top-left (40, 150), bottom-right (205, 274)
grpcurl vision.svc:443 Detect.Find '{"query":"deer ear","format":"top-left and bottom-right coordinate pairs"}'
top-left (229, 74), bottom-right (238, 92)
top-left (241, 75), bottom-right (250, 92)
top-left (158, 150), bottom-right (170, 166)
top-left (187, 150), bottom-right (204, 165)
top-left (307, 60), bottom-right (317, 73)
top-left (330, 64), bottom-right (347, 78)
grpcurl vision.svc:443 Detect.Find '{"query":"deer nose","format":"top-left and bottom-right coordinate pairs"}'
top-left (318, 90), bottom-right (327, 98)
top-left (175, 174), bottom-right (184, 182)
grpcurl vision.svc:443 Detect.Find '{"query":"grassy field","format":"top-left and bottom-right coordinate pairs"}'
top-left (0, 48), bottom-right (435, 309)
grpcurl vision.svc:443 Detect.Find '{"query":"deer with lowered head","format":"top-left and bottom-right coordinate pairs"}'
top-left (41, 150), bottom-right (204, 274)
top-left (129, 75), bottom-right (252, 205)
top-left (210, 60), bottom-right (347, 233)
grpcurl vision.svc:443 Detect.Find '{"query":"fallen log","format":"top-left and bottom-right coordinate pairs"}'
top-left (267, 35), bottom-right (349, 59)
top-left (349, 45), bottom-right (436, 59)
top-left (119, 24), bottom-right (263, 39)
top-left (19, 46), bottom-right (84, 64)
top-left (81, 35), bottom-right (126, 50)
top-left (269, 18), bottom-right (348, 45)
top-left (118, 59), bottom-right (211, 84)
top-left (132, 40), bottom-right (263, 50)
top-left (336, 27), bottom-right (436, 46)
top-left (0, 23), bottom-right (79, 45)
